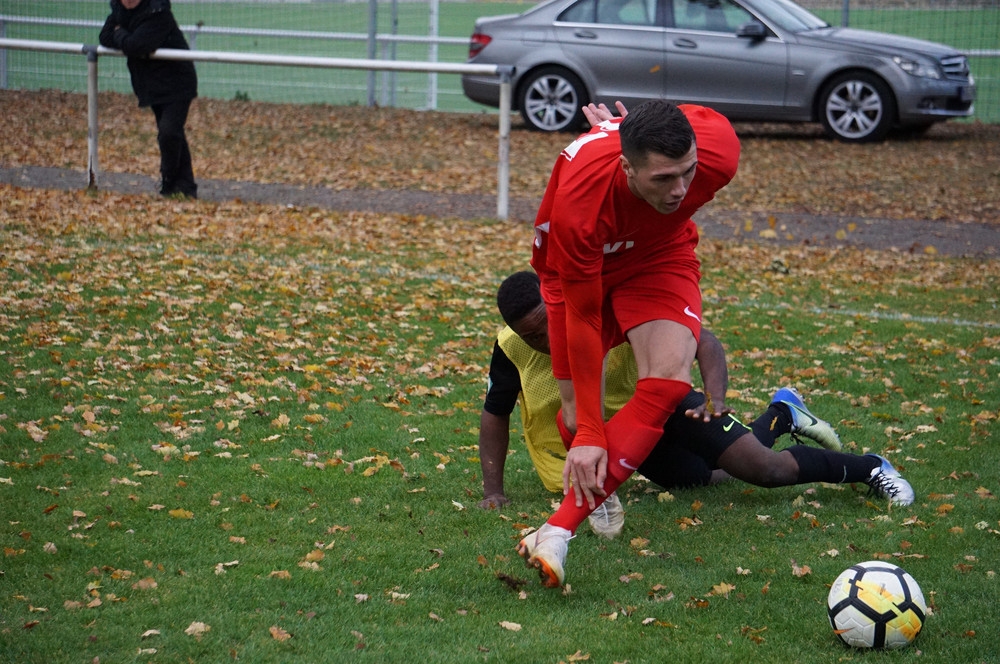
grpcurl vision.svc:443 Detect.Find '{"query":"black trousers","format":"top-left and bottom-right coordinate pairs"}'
top-left (152, 98), bottom-right (196, 197)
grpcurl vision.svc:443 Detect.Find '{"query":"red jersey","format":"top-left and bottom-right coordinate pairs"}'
top-left (532, 104), bottom-right (739, 293)
top-left (530, 105), bottom-right (739, 450)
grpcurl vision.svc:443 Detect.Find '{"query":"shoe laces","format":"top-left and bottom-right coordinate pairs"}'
top-left (867, 468), bottom-right (901, 499)
top-left (535, 525), bottom-right (573, 545)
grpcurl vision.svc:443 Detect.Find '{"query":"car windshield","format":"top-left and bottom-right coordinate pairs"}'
top-left (750, 0), bottom-right (829, 32)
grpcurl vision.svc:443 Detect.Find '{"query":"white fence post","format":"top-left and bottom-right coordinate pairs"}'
top-left (85, 44), bottom-right (99, 190)
top-left (427, 0), bottom-right (439, 110)
top-left (0, 19), bottom-right (7, 89)
top-left (496, 67), bottom-right (513, 220)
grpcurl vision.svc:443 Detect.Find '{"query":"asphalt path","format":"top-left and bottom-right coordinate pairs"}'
top-left (2, 164), bottom-right (997, 258)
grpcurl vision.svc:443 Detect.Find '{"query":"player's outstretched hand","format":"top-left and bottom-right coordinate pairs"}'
top-left (684, 392), bottom-right (735, 422)
top-left (582, 101), bottom-right (629, 127)
top-left (478, 493), bottom-right (510, 510)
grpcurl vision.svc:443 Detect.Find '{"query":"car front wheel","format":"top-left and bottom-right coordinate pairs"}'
top-left (518, 67), bottom-right (589, 132)
top-left (819, 71), bottom-right (896, 143)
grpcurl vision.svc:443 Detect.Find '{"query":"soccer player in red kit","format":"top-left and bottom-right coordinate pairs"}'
top-left (519, 100), bottom-right (740, 587)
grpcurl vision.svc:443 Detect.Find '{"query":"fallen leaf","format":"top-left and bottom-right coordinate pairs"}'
top-left (269, 625), bottom-right (292, 641)
top-left (790, 560), bottom-right (811, 578)
top-left (214, 560), bottom-right (239, 575)
top-left (710, 582), bottom-right (736, 598)
top-left (184, 621), bottom-right (210, 638)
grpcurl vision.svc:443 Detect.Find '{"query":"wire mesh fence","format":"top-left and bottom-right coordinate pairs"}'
top-left (0, 0), bottom-right (996, 120)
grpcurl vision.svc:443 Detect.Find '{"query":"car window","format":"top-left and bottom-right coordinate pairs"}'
top-left (670, 0), bottom-right (753, 33)
top-left (749, 0), bottom-right (828, 31)
top-left (559, 0), bottom-right (658, 26)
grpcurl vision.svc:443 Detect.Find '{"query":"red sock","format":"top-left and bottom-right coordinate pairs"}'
top-left (548, 378), bottom-right (690, 532)
top-left (605, 378), bottom-right (690, 484)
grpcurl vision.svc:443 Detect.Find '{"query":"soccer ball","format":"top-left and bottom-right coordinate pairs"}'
top-left (826, 561), bottom-right (926, 649)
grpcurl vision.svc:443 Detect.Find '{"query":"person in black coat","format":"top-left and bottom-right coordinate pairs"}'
top-left (100, 0), bottom-right (198, 198)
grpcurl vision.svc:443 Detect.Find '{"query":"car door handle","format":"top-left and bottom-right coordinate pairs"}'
top-left (574, 30), bottom-right (598, 39)
top-left (673, 38), bottom-right (698, 48)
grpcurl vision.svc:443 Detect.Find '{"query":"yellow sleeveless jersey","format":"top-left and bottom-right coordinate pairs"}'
top-left (497, 326), bottom-right (638, 492)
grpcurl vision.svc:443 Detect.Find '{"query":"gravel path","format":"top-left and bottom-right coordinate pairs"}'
top-left (3, 164), bottom-right (997, 258)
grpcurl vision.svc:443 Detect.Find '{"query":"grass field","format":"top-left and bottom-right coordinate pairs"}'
top-left (1, 175), bottom-right (998, 662)
top-left (1, 1), bottom-right (997, 121)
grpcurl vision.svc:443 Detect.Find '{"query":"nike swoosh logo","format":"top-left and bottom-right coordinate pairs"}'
top-left (534, 222), bottom-right (550, 248)
top-left (793, 406), bottom-right (819, 428)
top-left (618, 458), bottom-right (639, 471)
top-left (683, 306), bottom-right (701, 322)
top-left (723, 421), bottom-right (735, 432)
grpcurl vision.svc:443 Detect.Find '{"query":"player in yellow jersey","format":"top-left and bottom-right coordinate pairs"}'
top-left (478, 272), bottom-right (914, 568)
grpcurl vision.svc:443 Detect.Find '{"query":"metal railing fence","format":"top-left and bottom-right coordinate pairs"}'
top-left (0, 15), bottom-right (470, 108)
top-left (0, 37), bottom-right (516, 219)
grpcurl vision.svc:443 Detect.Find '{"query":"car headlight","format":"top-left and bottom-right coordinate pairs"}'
top-left (892, 56), bottom-right (942, 80)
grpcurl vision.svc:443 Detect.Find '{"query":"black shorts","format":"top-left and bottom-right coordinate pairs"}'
top-left (637, 391), bottom-right (752, 489)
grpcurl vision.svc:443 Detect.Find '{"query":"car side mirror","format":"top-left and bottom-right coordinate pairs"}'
top-left (736, 21), bottom-right (768, 41)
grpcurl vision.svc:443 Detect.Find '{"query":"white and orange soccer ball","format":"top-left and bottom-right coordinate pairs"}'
top-left (827, 561), bottom-right (927, 649)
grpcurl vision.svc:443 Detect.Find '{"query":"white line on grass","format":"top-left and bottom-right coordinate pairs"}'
top-left (705, 296), bottom-right (1000, 330)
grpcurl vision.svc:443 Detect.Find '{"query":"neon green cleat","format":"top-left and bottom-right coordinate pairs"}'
top-left (771, 387), bottom-right (842, 451)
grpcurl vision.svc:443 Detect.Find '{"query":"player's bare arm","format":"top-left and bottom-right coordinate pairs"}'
top-left (478, 410), bottom-right (512, 509)
top-left (687, 329), bottom-right (733, 422)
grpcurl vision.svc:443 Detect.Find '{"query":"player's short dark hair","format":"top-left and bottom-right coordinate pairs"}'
top-left (496, 271), bottom-right (542, 326)
top-left (619, 99), bottom-right (695, 166)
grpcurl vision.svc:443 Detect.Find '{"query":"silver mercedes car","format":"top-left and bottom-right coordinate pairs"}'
top-left (461, 0), bottom-right (976, 142)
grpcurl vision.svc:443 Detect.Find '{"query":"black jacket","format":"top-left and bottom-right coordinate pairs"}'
top-left (99, 0), bottom-right (197, 107)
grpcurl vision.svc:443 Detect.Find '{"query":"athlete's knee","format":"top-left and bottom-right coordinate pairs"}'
top-left (629, 322), bottom-right (697, 379)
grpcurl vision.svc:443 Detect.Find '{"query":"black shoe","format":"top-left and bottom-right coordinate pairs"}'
top-left (160, 178), bottom-right (197, 199)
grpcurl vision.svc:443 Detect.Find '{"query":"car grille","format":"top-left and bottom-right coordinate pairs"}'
top-left (940, 55), bottom-right (970, 81)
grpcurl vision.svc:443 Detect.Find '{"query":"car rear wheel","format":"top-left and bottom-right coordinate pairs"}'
top-left (819, 71), bottom-right (896, 143)
top-left (518, 67), bottom-right (589, 133)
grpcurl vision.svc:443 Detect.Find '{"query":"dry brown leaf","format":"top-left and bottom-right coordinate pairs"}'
top-left (790, 560), bottom-right (812, 578)
top-left (132, 578), bottom-right (158, 591)
top-left (269, 625), bottom-right (292, 641)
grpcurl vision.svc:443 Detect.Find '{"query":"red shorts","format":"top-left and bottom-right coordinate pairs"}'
top-left (546, 256), bottom-right (702, 380)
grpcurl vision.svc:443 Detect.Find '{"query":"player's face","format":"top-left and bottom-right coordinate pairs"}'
top-left (620, 144), bottom-right (698, 215)
top-left (511, 303), bottom-right (550, 355)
